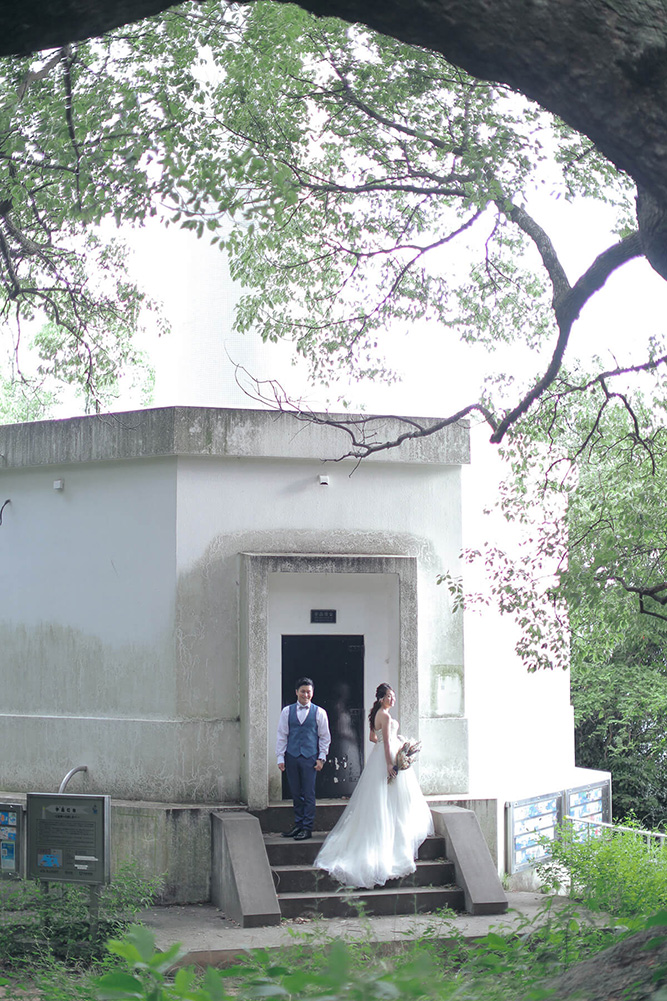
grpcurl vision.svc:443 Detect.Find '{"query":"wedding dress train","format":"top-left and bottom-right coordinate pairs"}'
top-left (314, 718), bottom-right (433, 888)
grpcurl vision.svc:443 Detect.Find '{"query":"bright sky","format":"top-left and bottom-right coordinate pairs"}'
top-left (22, 184), bottom-right (662, 563)
top-left (113, 187), bottom-right (667, 429)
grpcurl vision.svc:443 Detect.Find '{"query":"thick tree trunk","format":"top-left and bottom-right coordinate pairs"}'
top-left (1, 0), bottom-right (666, 276)
top-left (301, 0), bottom-right (667, 277)
top-left (0, 0), bottom-right (177, 57)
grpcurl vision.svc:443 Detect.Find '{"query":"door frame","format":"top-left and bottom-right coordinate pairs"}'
top-left (281, 633), bottom-right (366, 799)
top-left (240, 552), bottom-right (418, 810)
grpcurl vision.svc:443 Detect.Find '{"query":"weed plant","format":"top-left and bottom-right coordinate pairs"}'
top-left (0, 860), bottom-right (163, 968)
top-left (93, 900), bottom-right (620, 1001)
top-left (538, 819), bottom-right (667, 916)
top-left (0, 844), bottom-right (653, 1001)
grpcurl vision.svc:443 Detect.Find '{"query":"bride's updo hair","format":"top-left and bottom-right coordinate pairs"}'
top-left (368, 682), bottom-right (394, 732)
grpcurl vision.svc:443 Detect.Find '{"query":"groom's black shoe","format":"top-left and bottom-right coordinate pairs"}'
top-left (294, 828), bottom-right (312, 840)
top-left (281, 826), bottom-right (302, 838)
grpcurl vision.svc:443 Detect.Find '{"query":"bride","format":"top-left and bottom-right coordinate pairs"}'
top-left (314, 683), bottom-right (433, 888)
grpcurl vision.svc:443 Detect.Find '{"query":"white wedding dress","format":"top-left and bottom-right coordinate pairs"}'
top-left (314, 718), bottom-right (434, 888)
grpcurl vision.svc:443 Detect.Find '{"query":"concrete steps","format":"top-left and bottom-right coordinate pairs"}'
top-left (276, 884), bottom-right (465, 919)
top-left (255, 802), bottom-right (465, 919)
top-left (271, 858), bottom-right (454, 893)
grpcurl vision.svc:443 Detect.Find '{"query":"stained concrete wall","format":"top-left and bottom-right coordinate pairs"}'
top-left (173, 455), bottom-right (468, 801)
top-left (0, 406), bottom-right (469, 805)
top-left (0, 405), bottom-right (597, 889)
top-left (0, 457), bottom-right (221, 801)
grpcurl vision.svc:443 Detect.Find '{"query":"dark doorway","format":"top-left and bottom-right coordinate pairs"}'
top-left (281, 635), bottom-right (365, 799)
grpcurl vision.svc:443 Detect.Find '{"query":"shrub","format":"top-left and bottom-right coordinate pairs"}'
top-left (95, 905), bottom-right (618, 1001)
top-left (0, 859), bottom-right (164, 966)
top-left (537, 819), bottom-right (667, 916)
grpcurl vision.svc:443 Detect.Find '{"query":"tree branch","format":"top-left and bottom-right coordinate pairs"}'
top-left (233, 363), bottom-right (497, 458)
top-left (489, 205), bottom-right (644, 444)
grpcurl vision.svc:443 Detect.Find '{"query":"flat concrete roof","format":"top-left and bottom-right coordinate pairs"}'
top-left (0, 406), bottom-right (470, 469)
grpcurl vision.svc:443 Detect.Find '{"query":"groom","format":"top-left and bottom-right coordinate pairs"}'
top-left (276, 677), bottom-right (331, 840)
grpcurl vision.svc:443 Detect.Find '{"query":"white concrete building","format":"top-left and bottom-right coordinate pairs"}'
top-left (0, 404), bottom-right (609, 897)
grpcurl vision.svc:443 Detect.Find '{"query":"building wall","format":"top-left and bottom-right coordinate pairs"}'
top-left (0, 407), bottom-right (606, 890)
top-left (461, 427), bottom-right (576, 801)
top-left (173, 454), bottom-right (467, 800)
top-left (0, 458), bottom-right (203, 800)
top-left (460, 426), bottom-right (607, 872)
top-left (0, 409), bottom-right (468, 804)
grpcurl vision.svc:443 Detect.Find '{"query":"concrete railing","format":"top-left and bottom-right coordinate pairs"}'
top-left (431, 805), bottom-right (507, 915)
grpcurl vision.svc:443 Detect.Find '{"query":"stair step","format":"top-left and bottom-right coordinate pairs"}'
top-left (272, 859), bottom-right (456, 894)
top-left (415, 836), bottom-right (448, 861)
top-left (264, 833), bottom-right (448, 866)
top-left (252, 802), bottom-right (348, 834)
top-left (256, 807), bottom-right (464, 919)
top-left (277, 884), bottom-right (465, 919)
top-left (264, 832), bottom-right (326, 865)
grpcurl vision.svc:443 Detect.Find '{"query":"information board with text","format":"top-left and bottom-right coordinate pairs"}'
top-left (26, 793), bottom-right (110, 885)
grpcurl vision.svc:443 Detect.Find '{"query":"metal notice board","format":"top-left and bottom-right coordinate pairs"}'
top-left (506, 790), bottom-right (563, 874)
top-left (26, 793), bottom-right (110, 885)
top-left (0, 802), bottom-right (24, 878)
top-left (566, 781), bottom-right (611, 833)
top-left (506, 779), bottom-right (612, 874)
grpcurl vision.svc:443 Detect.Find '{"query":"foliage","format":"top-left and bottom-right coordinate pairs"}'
top-left (0, 3), bottom-right (649, 417)
top-left (440, 373), bottom-right (667, 675)
top-left (3, 959), bottom-right (100, 1000)
top-left (0, 860), bottom-right (163, 966)
top-left (94, 904), bottom-right (620, 1001)
top-left (572, 639), bottom-right (667, 827)
top-left (0, 0), bottom-right (663, 660)
top-left (208, 5), bottom-right (637, 395)
top-left (0, 20), bottom-right (185, 406)
top-left (0, 365), bottom-right (58, 421)
top-left (538, 820), bottom-right (667, 917)
top-left (0, 894), bottom-right (627, 1001)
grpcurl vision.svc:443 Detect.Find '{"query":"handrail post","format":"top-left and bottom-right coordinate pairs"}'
top-left (58, 765), bottom-right (88, 794)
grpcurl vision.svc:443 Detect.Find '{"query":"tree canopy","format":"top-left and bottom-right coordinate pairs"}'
top-left (0, 31), bottom-right (176, 409)
top-left (1, 3), bottom-right (659, 424)
top-left (206, 6), bottom-right (649, 442)
top-left (0, 0), bottom-right (665, 291)
top-left (0, 0), bottom-right (666, 668)
top-left (2, 0), bottom-right (667, 823)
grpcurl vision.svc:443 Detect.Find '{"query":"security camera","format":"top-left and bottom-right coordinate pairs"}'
top-left (319, 475), bottom-right (330, 486)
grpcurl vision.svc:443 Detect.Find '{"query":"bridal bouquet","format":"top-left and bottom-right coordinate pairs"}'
top-left (388, 739), bottom-right (422, 782)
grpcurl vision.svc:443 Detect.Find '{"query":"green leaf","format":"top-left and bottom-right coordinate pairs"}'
top-left (95, 971), bottom-right (145, 999)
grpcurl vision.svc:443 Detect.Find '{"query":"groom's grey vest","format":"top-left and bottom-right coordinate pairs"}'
top-left (286, 703), bottom-right (319, 758)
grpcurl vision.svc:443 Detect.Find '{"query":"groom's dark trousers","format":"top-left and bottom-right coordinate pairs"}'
top-left (284, 701), bottom-right (321, 831)
top-left (284, 752), bottom-right (318, 831)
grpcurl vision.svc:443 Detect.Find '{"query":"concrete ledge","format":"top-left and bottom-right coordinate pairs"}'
top-left (0, 406), bottom-right (470, 467)
top-left (211, 812), bottom-right (281, 928)
top-left (432, 806), bottom-right (508, 915)
top-left (0, 793), bottom-right (241, 905)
